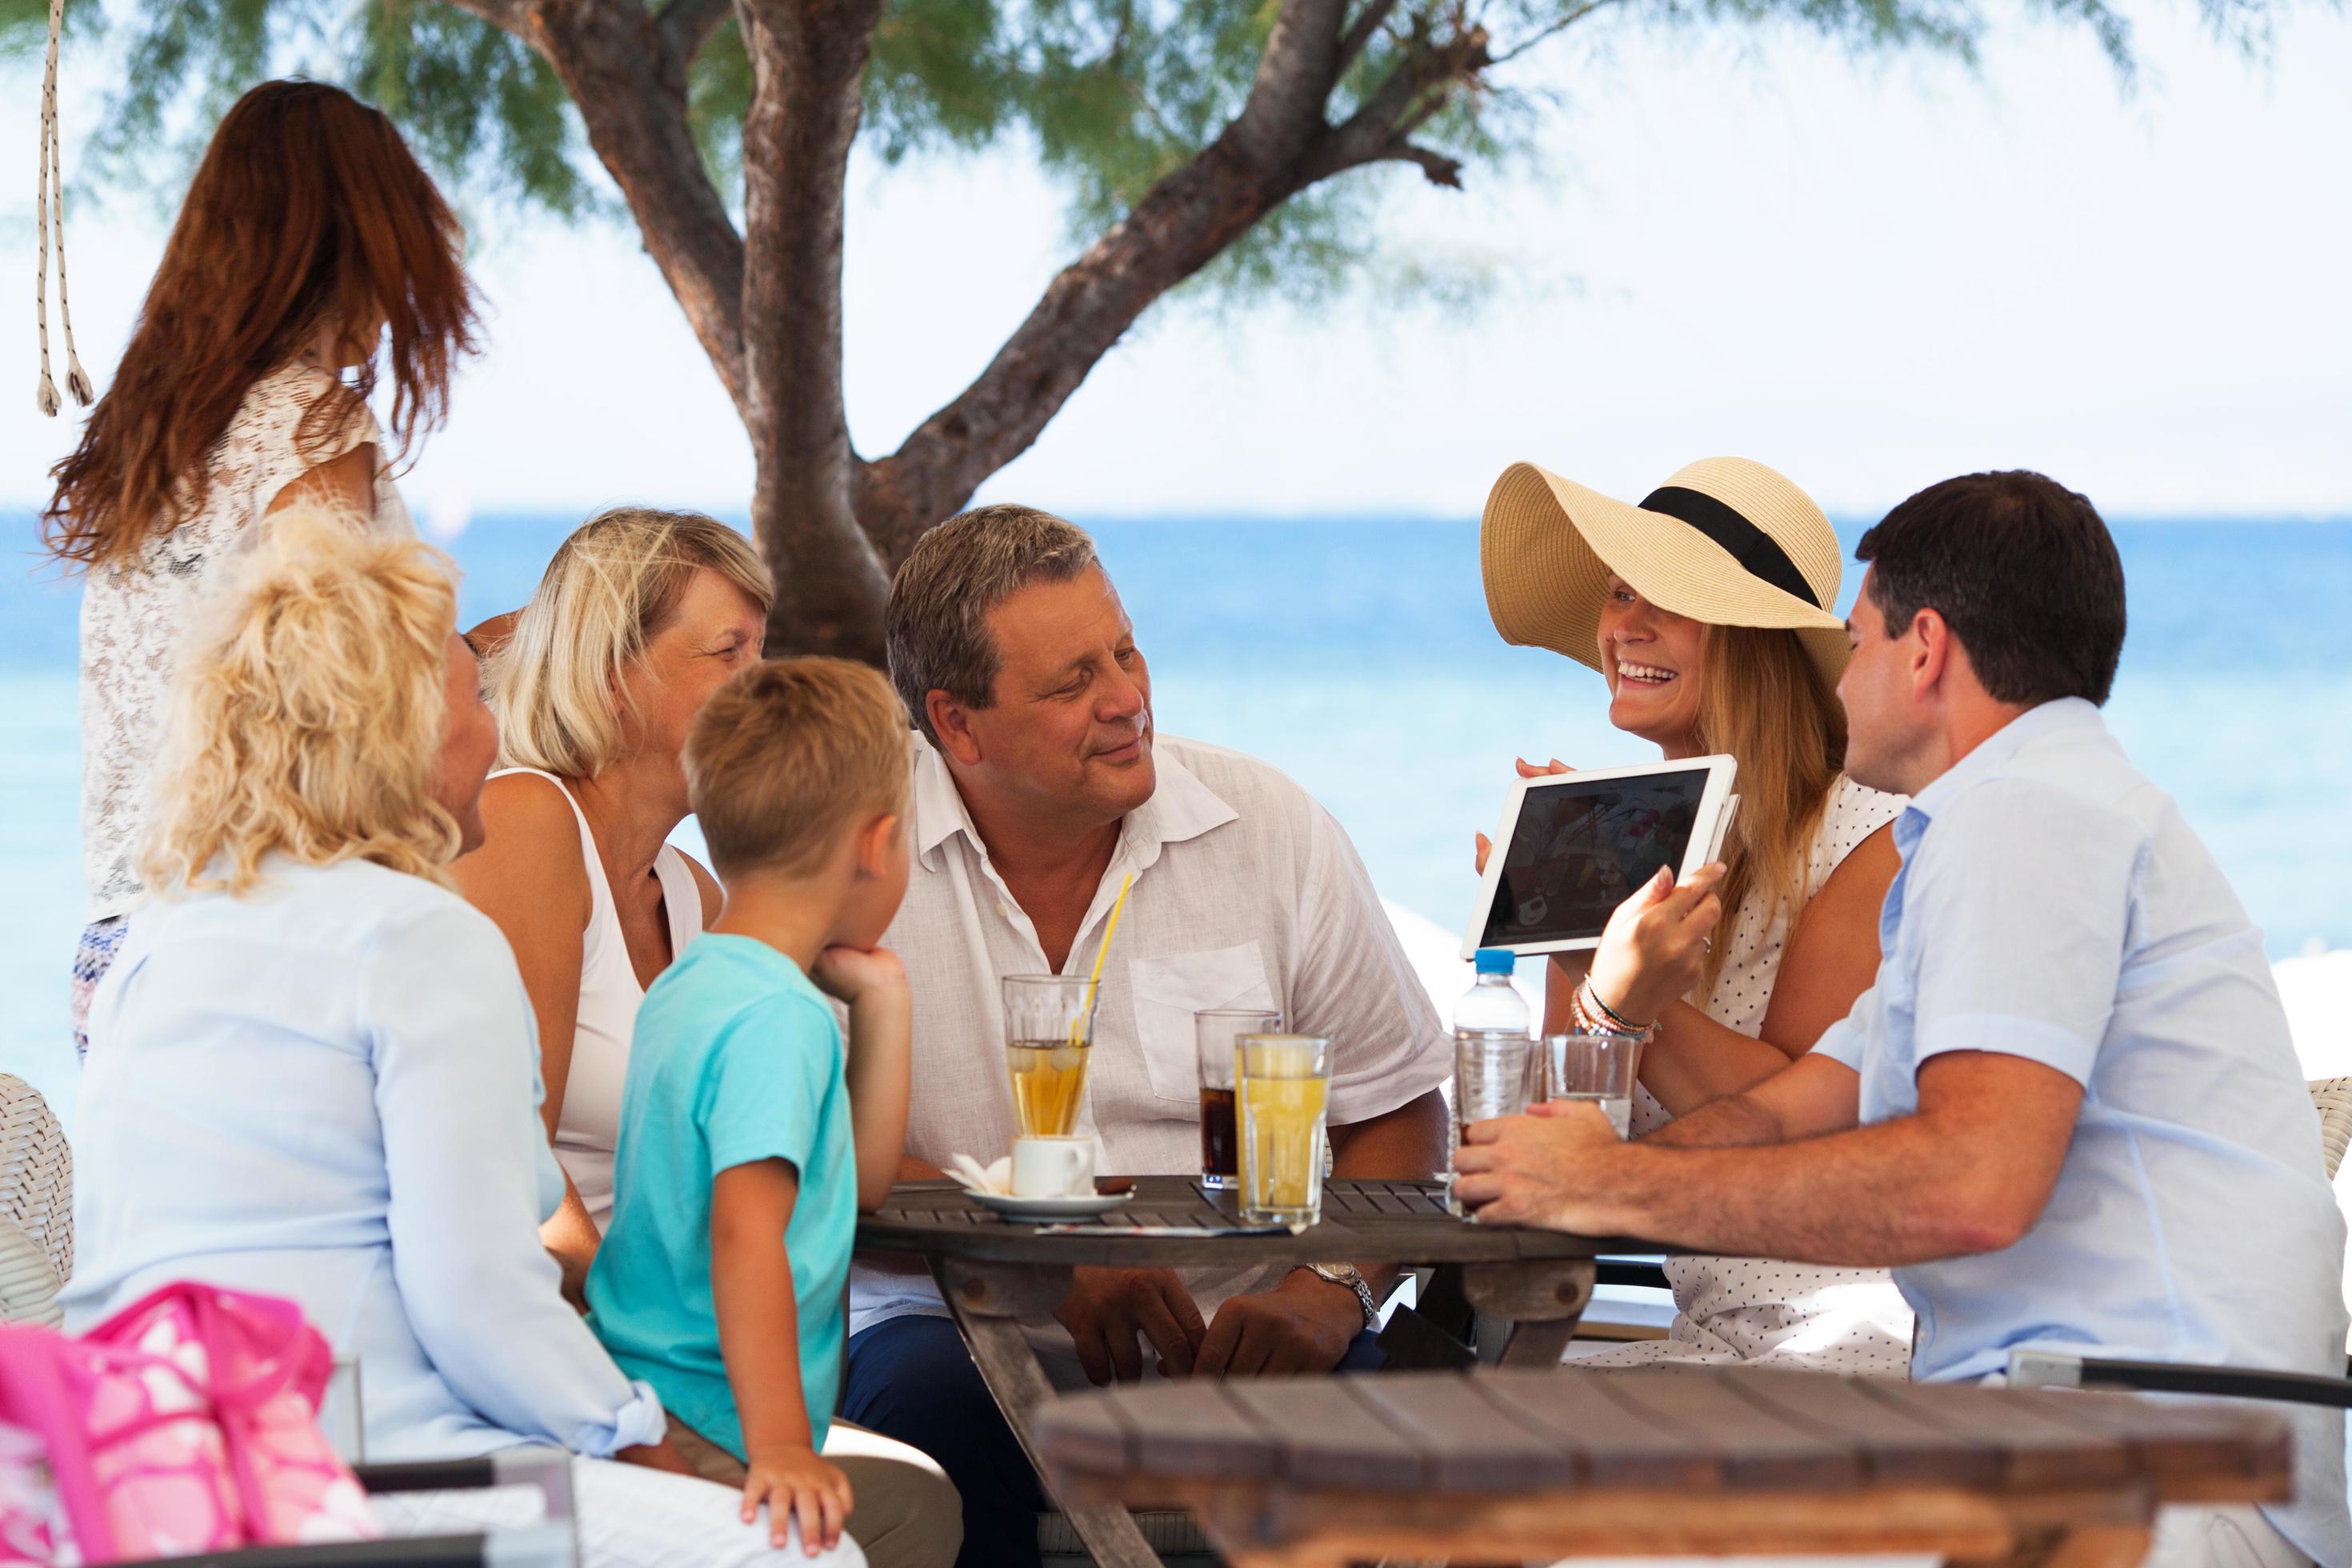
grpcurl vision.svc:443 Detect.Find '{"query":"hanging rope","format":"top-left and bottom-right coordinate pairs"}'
top-left (34, 0), bottom-right (91, 418)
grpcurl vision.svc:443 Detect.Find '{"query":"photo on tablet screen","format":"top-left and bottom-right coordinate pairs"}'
top-left (1479, 772), bottom-right (1711, 948)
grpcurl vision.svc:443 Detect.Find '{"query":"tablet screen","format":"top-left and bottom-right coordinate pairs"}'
top-left (1478, 770), bottom-right (1711, 948)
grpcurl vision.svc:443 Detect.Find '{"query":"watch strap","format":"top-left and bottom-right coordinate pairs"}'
top-left (1297, 1262), bottom-right (1381, 1332)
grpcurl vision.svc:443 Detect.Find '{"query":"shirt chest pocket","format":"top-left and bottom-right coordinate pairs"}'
top-left (1128, 943), bottom-right (1278, 1110)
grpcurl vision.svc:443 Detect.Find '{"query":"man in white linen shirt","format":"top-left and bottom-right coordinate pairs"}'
top-left (1458, 470), bottom-right (2350, 1568)
top-left (838, 504), bottom-right (1450, 1568)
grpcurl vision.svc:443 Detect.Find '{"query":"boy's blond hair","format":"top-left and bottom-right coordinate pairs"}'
top-left (686, 657), bottom-right (910, 878)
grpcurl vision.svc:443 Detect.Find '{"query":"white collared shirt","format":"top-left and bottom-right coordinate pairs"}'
top-left (849, 731), bottom-right (1451, 1338)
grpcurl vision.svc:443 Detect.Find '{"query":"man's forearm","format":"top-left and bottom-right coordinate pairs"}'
top-left (1595, 1115), bottom-right (2007, 1266)
top-left (1639, 1005), bottom-right (1807, 1118)
top-left (1643, 1089), bottom-right (1789, 1149)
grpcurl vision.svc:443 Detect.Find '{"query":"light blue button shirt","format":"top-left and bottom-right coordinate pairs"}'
top-left (61, 856), bottom-right (666, 1462)
top-left (1815, 698), bottom-right (2350, 1563)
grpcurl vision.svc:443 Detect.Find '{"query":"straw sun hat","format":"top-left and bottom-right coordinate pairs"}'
top-left (1481, 456), bottom-right (1850, 689)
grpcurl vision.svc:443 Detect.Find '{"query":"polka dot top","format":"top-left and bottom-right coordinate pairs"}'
top-left (1578, 774), bottom-right (1917, 1378)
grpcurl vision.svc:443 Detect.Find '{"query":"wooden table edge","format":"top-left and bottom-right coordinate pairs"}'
top-left (1050, 1477), bottom-right (2182, 1567)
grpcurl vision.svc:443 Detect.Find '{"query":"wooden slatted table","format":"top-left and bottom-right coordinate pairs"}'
top-left (858, 1177), bottom-right (1658, 1568)
top-left (1033, 1366), bottom-right (2295, 1566)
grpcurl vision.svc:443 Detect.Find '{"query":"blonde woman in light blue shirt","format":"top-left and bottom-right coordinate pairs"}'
top-left (63, 507), bottom-right (866, 1568)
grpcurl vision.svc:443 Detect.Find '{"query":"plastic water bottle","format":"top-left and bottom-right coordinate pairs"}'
top-left (1449, 948), bottom-right (1533, 1215)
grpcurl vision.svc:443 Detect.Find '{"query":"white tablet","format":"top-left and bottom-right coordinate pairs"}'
top-left (1461, 756), bottom-right (1740, 960)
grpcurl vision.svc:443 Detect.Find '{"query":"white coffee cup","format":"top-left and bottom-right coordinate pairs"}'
top-left (1011, 1135), bottom-right (1095, 1198)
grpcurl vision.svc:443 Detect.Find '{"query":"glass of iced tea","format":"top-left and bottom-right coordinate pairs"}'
top-left (1195, 1008), bottom-right (1282, 1190)
top-left (1002, 975), bottom-right (1096, 1138)
top-left (1238, 1033), bottom-right (1330, 1226)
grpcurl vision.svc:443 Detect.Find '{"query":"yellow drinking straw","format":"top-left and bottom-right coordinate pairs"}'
top-left (1071, 873), bottom-right (1135, 1047)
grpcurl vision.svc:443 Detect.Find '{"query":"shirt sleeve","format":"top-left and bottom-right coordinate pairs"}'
top-left (1900, 780), bottom-right (2145, 1087)
top-left (1810, 993), bottom-right (1872, 1074)
top-left (362, 902), bottom-right (665, 1458)
top-left (698, 995), bottom-right (838, 1178)
top-left (244, 371), bottom-right (383, 526)
top-left (1288, 799), bottom-right (1454, 1124)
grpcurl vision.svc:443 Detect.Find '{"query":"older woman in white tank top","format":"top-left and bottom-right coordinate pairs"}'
top-left (455, 508), bottom-right (766, 1280)
top-left (454, 511), bottom-right (962, 1568)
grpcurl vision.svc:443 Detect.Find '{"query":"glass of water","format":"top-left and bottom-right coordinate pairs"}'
top-left (1542, 1030), bottom-right (1640, 1138)
top-left (1450, 1029), bottom-right (1534, 1216)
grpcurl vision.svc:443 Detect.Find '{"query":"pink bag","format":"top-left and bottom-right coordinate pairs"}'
top-left (0, 1282), bottom-right (378, 1563)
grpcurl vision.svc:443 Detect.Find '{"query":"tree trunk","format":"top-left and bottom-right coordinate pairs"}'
top-left (738, 0), bottom-right (894, 661)
top-left (458, 0), bottom-right (1485, 662)
top-left (514, 0), bottom-right (751, 418)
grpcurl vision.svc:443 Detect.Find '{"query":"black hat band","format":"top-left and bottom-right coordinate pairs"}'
top-left (1638, 485), bottom-right (1822, 609)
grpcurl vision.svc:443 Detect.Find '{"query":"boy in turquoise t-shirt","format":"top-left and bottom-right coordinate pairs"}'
top-left (588, 658), bottom-right (914, 1554)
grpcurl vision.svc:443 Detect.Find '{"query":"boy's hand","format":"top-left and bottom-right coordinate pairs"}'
top-left (812, 944), bottom-right (907, 1007)
top-left (742, 1446), bottom-right (854, 1554)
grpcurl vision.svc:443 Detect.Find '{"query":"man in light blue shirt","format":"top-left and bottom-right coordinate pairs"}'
top-left (1458, 470), bottom-right (2350, 1566)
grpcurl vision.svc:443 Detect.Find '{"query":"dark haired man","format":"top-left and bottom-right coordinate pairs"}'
top-left (1458, 471), bottom-right (2349, 1566)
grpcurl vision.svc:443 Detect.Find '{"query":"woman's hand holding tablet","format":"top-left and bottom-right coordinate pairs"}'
top-left (1461, 754), bottom-right (1740, 962)
top-left (1587, 862), bottom-right (1729, 1026)
top-left (1473, 758), bottom-right (1576, 876)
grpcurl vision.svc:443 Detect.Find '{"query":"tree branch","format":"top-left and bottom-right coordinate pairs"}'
top-left (1487, 0), bottom-right (1624, 67)
top-left (1229, 0), bottom-right (1353, 168)
top-left (518, 0), bottom-right (750, 415)
top-left (1386, 142), bottom-right (1464, 186)
top-left (1335, 0), bottom-right (1400, 76)
top-left (856, 0), bottom-right (1363, 561)
top-left (657, 0), bottom-right (737, 64)
top-left (1302, 15), bottom-right (1490, 182)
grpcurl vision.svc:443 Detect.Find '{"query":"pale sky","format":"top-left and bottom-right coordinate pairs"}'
top-left (3, 8), bottom-right (2349, 525)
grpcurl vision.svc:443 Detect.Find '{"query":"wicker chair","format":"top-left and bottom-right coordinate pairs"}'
top-left (0, 1075), bottom-right (70, 1327)
top-left (2312, 1076), bottom-right (2352, 1181)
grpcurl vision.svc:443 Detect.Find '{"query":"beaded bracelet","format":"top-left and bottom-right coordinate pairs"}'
top-left (1576, 975), bottom-right (1656, 1043)
top-left (1582, 975), bottom-right (1647, 1030)
top-left (1570, 987), bottom-right (1650, 1045)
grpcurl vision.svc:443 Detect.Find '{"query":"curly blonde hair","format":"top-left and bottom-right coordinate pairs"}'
top-left (140, 505), bottom-right (465, 898)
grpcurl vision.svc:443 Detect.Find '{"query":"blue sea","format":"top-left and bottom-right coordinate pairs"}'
top-left (6, 513), bottom-right (2350, 1122)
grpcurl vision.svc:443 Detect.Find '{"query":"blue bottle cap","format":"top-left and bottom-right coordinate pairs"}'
top-left (1474, 948), bottom-right (1517, 976)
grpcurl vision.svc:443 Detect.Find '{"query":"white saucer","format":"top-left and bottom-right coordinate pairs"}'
top-left (969, 1190), bottom-right (1133, 1221)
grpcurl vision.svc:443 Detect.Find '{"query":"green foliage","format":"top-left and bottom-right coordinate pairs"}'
top-left (2, 0), bottom-right (2298, 299)
top-left (61, 0), bottom-right (292, 194)
top-left (354, 2), bottom-right (603, 219)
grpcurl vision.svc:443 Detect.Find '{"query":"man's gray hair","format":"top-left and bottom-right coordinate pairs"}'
top-left (886, 503), bottom-right (1100, 745)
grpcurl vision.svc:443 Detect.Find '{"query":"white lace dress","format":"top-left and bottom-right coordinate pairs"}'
top-left (1573, 774), bottom-right (1916, 1375)
top-left (78, 362), bottom-right (412, 924)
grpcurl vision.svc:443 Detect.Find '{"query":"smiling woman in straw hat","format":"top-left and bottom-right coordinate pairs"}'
top-left (1476, 455), bottom-right (1915, 1374)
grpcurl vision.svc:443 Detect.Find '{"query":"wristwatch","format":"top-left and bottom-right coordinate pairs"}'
top-left (1294, 1262), bottom-right (1382, 1331)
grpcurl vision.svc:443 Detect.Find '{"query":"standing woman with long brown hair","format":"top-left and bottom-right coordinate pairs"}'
top-left (45, 79), bottom-right (478, 1054)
